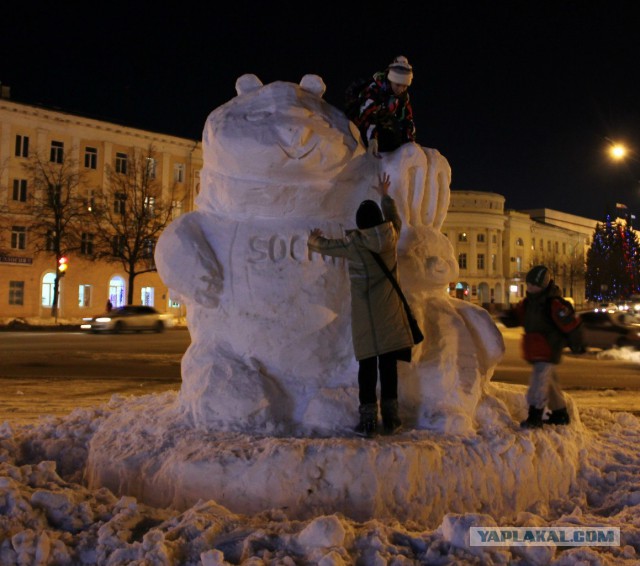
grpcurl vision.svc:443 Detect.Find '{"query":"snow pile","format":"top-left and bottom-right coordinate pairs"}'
top-left (83, 385), bottom-right (584, 524)
top-left (1, 388), bottom-right (640, 564)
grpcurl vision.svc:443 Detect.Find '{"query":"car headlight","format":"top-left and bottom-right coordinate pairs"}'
top-left (96, 317), bottom-right (112, 323)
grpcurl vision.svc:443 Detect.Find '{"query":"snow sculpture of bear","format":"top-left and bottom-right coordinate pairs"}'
top-left (155, 73), bottom-right (504, 436)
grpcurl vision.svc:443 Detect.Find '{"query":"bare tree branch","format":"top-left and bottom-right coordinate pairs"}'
top-left (88, 145), bottom-right (179, 305)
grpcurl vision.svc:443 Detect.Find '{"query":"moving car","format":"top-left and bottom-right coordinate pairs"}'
top-left (81, 305), bottom-right (174, 333)
top-left (594, 303), bottom-right (618, 313)
top-left (578, 310), bottom-right (640, 350)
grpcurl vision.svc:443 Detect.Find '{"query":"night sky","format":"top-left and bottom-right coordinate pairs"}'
top-left (3, 1), bottom-right (640, 220)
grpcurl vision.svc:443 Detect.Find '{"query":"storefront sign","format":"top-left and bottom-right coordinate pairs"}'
top-left (0, 256), bottom-right (33, 265)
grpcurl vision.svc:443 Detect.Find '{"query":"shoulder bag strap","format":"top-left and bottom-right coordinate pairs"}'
top-left (369, 251), bottom-right (412, 315)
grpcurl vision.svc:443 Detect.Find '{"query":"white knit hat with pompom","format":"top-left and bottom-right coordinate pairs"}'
top-left (387, 55), bottom-right (413, 86)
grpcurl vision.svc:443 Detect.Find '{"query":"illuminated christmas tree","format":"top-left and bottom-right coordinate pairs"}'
top-left (586, 214), bottom-right (640, 301)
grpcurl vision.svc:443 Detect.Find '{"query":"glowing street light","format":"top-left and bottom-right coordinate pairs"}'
top-left (610, 143), bottom-right (627, 160)
top-left (605, 138), bottom-right (639, 164)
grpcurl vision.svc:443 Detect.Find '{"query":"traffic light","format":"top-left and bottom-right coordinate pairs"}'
top-left (58, 256), bottom-right (68, 275)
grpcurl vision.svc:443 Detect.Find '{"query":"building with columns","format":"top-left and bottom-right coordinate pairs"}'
top-left (443, 191), bottom-right (592, 310)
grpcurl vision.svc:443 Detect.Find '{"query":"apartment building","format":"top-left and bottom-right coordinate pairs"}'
top-left (0, 96), bottom-right (202, 320)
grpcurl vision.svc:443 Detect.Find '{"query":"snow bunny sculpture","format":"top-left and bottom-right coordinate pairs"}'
top-left (155, 73), bottom-right (504, 436)
top-left (377, 148), bottom-right (505, 433)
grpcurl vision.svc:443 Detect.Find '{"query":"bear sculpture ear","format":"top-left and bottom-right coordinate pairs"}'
top-left (299, 74), bottom-right (326, 97)
top-left (235, 74), bottom-right (263, 95)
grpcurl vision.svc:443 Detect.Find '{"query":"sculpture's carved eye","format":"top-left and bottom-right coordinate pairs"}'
top-left (245, 111), bottom-right (272, 122)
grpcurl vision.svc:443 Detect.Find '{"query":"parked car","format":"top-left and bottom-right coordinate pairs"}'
top-left (81, 305), bottom-right (174, 333)
top-left (578, 310), bottom-right (640, 350)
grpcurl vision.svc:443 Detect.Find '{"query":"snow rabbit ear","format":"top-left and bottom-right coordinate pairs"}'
top-left (236, 74), bottom-right (263, 95)
top-left (299, 74), bottom-right (326, 97)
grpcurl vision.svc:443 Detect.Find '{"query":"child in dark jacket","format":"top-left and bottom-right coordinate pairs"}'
top-left (500, 265), bottom-right (584, 428)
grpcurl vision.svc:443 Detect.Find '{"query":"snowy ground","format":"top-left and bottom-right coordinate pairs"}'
top-left (1, 385), bottom-right (640, 564)
top-left (2, 321), bottom-right (640, 564)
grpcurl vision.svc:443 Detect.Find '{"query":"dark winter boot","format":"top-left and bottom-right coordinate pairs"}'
top-left (355, 403), bottom-right (378, 437)
top-left (545, 407), bottom-right (571, 426)
top-left (520, 406), bottom-right (544, 429)
top-left (381, 399), bottom-right (402, 435)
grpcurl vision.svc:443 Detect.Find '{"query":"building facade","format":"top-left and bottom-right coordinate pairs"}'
top-left (0, 97), bottom-right (202, 320)
top-left (443, 191), bottom-right (591, 309)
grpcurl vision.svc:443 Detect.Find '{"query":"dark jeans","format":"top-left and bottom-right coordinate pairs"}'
top-left (358, 352), bottom-right (398, 405)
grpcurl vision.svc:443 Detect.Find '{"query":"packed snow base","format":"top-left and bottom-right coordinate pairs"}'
top-left (85, 385), bottom-right (581, 525)
top-left (2, 387), bottom-right (640, 565)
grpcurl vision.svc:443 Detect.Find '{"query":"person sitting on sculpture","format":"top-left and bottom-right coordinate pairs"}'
top-left (352, 55), bottom-right (416, 158)
top-left (307, 172), bottom-right (414, 437)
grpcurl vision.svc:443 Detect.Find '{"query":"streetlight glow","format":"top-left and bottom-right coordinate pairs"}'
top-left (610, 144), bottom-right (627, 160)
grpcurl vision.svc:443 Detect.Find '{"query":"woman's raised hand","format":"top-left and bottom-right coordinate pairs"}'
top-left (375, 172), bottom-right (391, 197)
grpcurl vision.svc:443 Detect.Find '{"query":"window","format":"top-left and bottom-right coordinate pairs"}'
top-left (547, 241), bottom-right (551, 252)
top-left (171, 199), bottom-right (183, 219)
top-left (516, 256), bottom-right (522, 271)
top-left (142, 238), bottom-right (155, 258)
top-left (42, 272), bottom-right (55, 306)
top-left (458, 232), bottom-right (468, 242)
top-left (50, 140), bottom-right (64, 163)
top-left (48, 183), bottom-right (61, 207)
top-left (45, 230), bottom-right (55, 251)
top-left (79, 284), bottom-right (92, 307)
top-left (146, 157), bottom-right (156, 180)
top-left (84, 147), bottom-right (97, 169)
top-left (562, 242), bottom-right (566, 254)
top-left (515, 237), bottom-right (524, 246)
top-left (85, 188), bottom-right (95, 211)
top-left (555, 241), bottom-right (559, 253)
top-left (141, 286), bottom-right (154, 306)
top-left (115, 152), bottom-right (128, 174)
top-left (531, 239), bottom-right (536, 250)
top-left (81, 233), bottom-right (94, 255)
top-left (11, 226), bottom-right (26, 250)
top-left (477, 233), bottom-right (485, 243)
top-left (477, 254), bottom-right (485, 269)
top-left (174, 163), bottom-right (185, 183)
top-left (458, 253), bottom-right (467, 269)
top-left (144, 196), bottom-right (155, 216)
top-left (15, 135), bottom-right (29, 157)
top-left (114, 192), bottom-right (126, 214)
top-left (491, 253), bottom-right (497, 271)
top-left (112, 234), bottom-right (126, 256)
top-left (12, 179), bottom-right (27, 202)
top-left (492, 234), bottom-right (497, 244)
top-left (9, 281), bottom-right (25, 305)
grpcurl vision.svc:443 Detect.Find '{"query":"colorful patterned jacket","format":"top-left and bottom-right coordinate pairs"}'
top-left (353, 72), bottom-right (416, 152)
